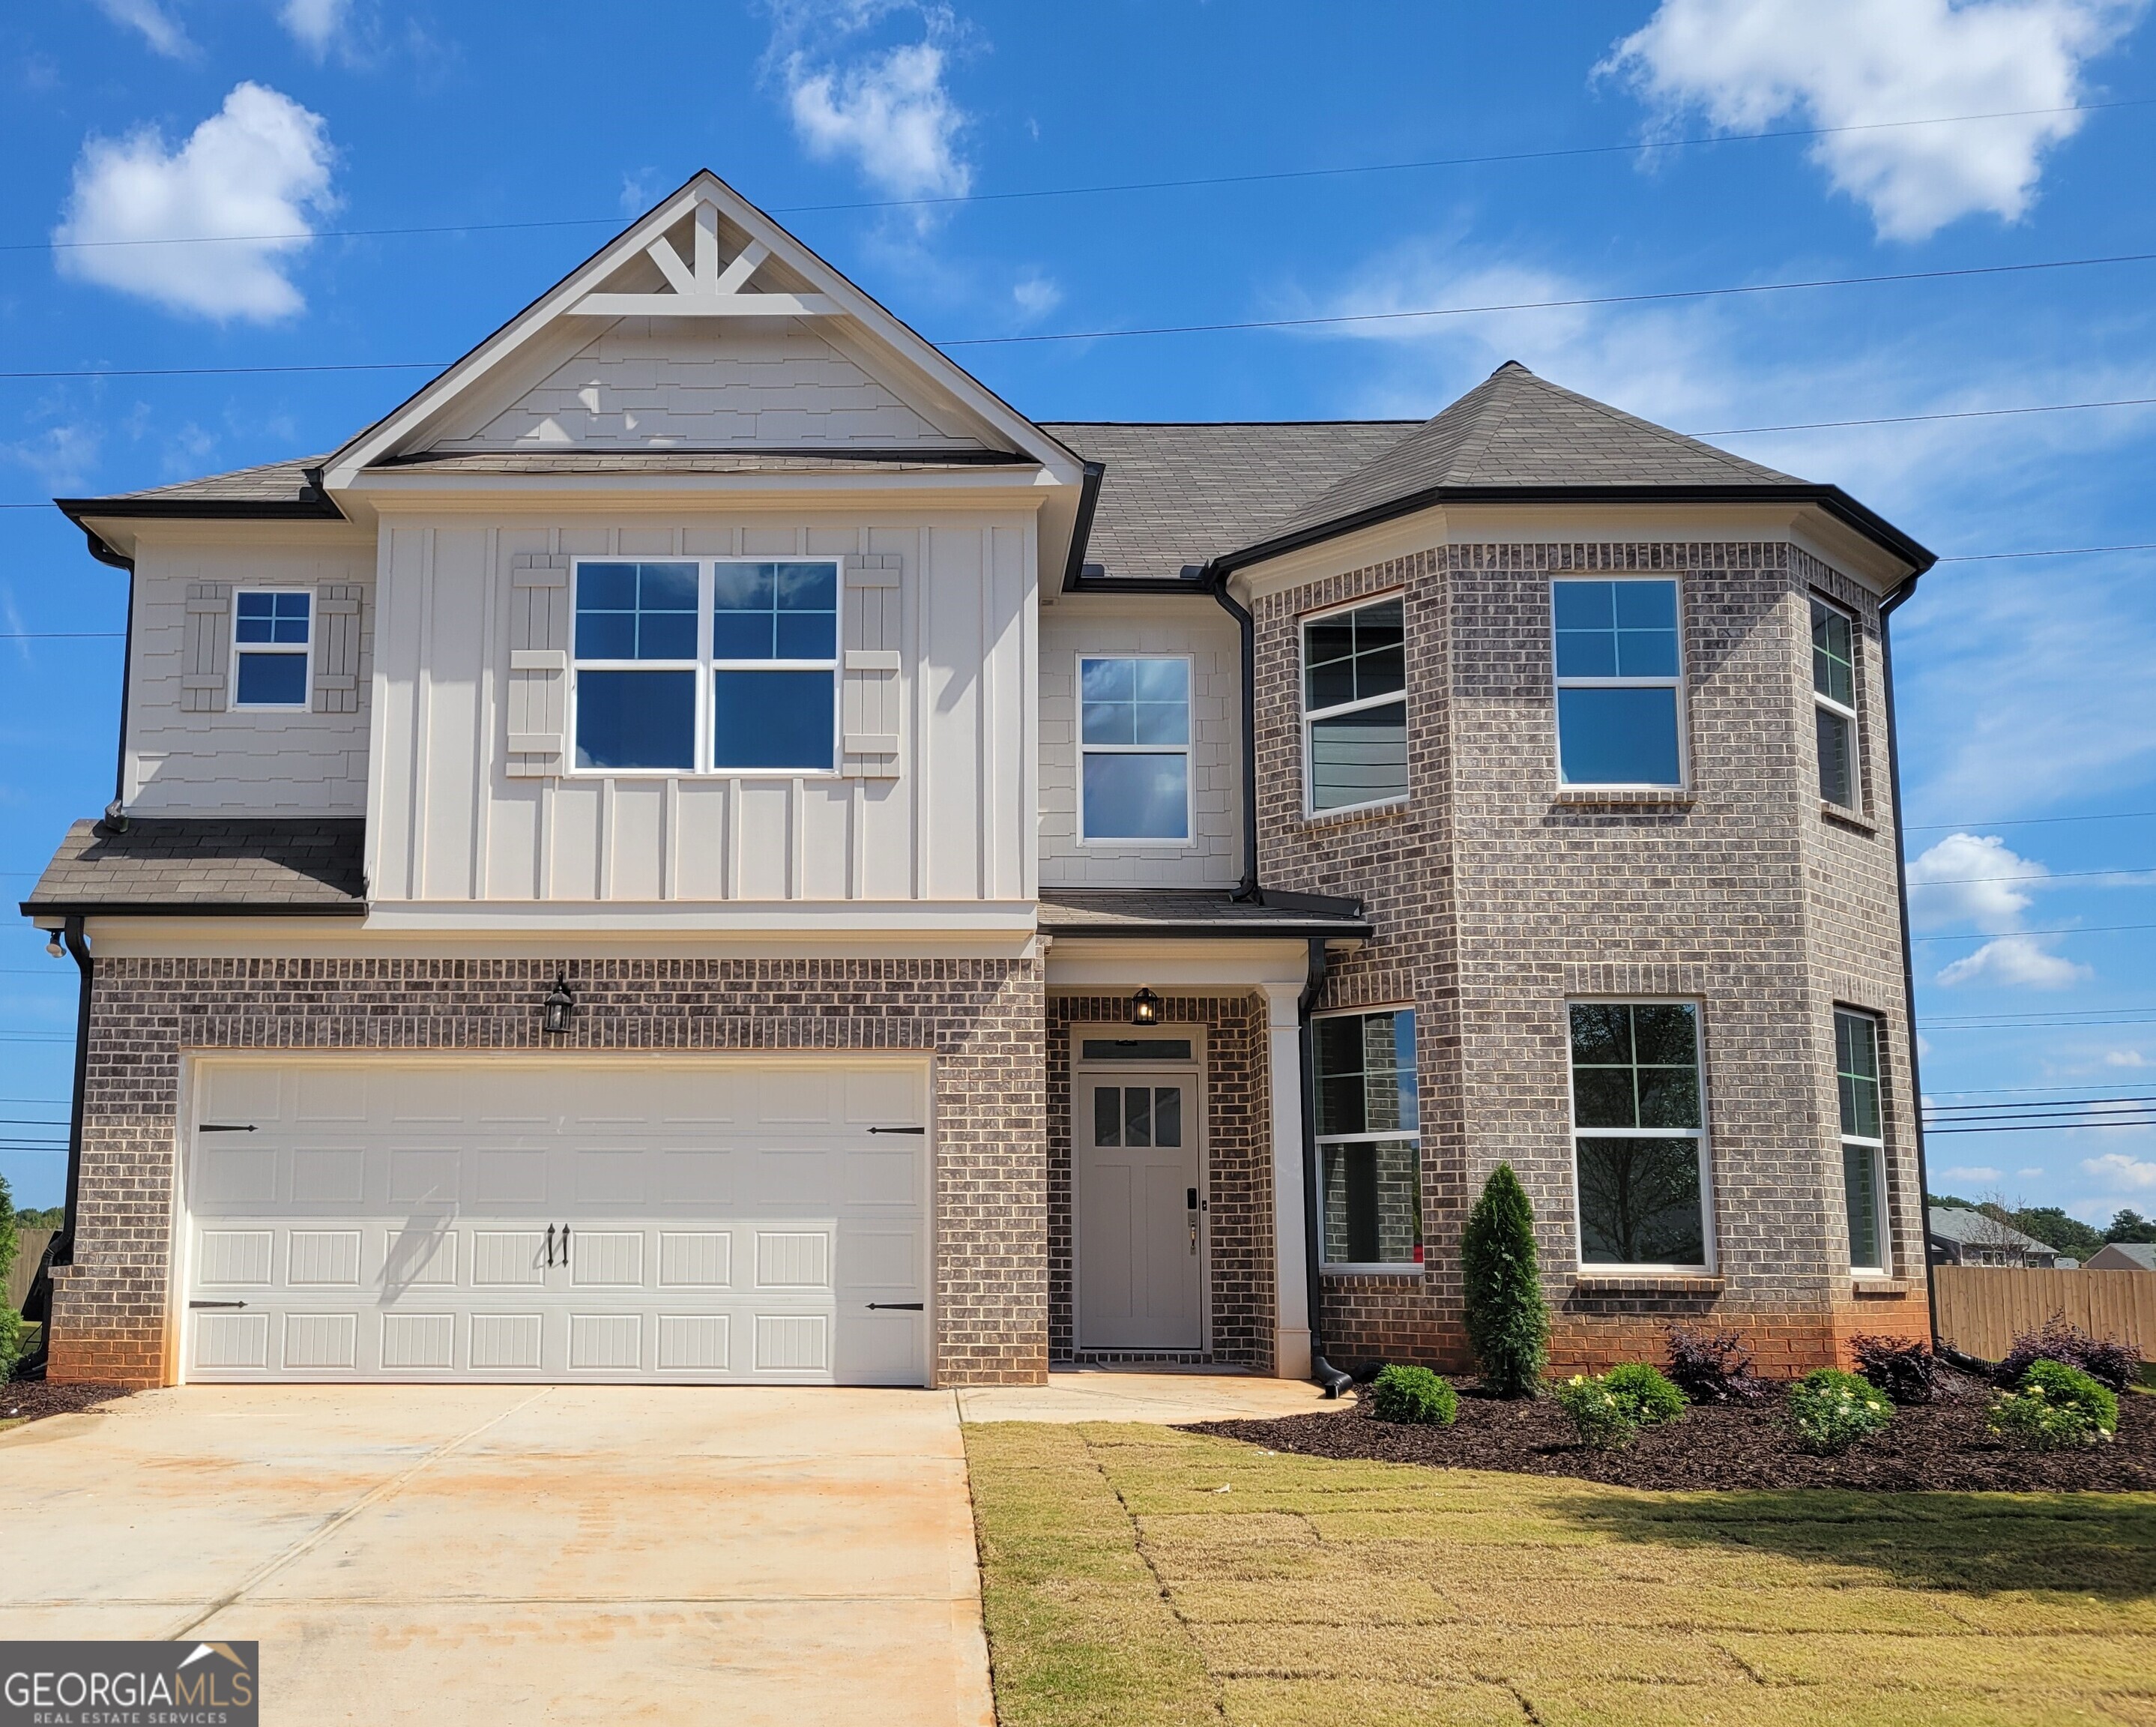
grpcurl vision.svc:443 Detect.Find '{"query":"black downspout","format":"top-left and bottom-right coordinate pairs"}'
top-left (1208, 571), bottom-right (1260, 901)
top-left (18, 915), bottom-right (92, 1378)
top-left (1878, 577), bottom-right (1939, 1350)
top-left (1299, 937), bottom-right (1353, 1396)
top-left (82, 527), bottom-right (135, 833)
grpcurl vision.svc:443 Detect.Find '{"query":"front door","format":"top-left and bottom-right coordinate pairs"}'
top-left (1077, 1072), bottom-right (1201, 1350)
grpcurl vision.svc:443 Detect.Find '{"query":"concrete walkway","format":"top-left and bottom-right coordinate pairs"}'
top-left (1, 1386), bottom-right (991, 1727)
top-left (958, 1366), bottom-right (1350, 1424)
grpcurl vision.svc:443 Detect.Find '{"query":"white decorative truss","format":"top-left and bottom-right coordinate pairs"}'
top-left (570, 202), bottom-right (834, 319)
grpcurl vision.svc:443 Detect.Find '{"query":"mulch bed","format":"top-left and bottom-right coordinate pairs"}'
top-left (1189, 1372), bottom-right (2156, 1492)
top-left (1, 1382), bottom-right (130, 1428)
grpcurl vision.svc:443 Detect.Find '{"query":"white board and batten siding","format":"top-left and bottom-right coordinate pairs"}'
top-left (123, 537), bottom-right (375, 816)
top-left (182, 1056), bottom-right (931, 1384)
top-left (365, 514), bottom-right (1037, 908)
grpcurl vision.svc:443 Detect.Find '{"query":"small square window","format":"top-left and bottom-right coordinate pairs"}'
top-left (231, 590), bottom-right (312, 709)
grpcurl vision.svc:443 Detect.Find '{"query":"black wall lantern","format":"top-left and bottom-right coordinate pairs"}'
top-left (1129, 986), bottom-right (1162, 1027)
top-left (542, 971), bottom-right (576, 1035)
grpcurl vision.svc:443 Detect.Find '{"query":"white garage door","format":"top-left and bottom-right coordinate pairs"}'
top-left (181, 1057), bottom-right (929, 1385)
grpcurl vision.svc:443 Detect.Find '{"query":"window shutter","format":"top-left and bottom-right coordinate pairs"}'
top-left (840, 552), bottom-right (902, 777)
top-left (313, 584), bottom-right (363, 714)
top-left (507, 554), bottom-right (570, 777)
top-left (181, 582), bottom-right (232, 714)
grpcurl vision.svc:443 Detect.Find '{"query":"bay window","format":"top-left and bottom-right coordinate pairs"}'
top-left (1314, 1008), bottom-right (1422, 1271)
top-left (1811, 598), bottom-right (1860, 810)
top-left (1569, 1001), bottom-right (1712, 1269)
top-left (1837, 1008), bottom-right (1889, 1274)
top-left (1302, 597), bottom-right (1407, 813)
top-left (1553, 579), bottom-right (1685, 788)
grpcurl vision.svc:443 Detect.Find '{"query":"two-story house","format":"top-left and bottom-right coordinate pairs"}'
top-left (22, 172), bottom-right (1934, 1390)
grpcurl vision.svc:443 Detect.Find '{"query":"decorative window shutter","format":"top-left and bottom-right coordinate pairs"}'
top-left (507, 554), bottom-right (571, 777)
top-left (313, 584), bottom-right (363, 714)
top-left (840, 552), bottom-right (902, 777)
top-left (181, 582), bottom-right (232, 714)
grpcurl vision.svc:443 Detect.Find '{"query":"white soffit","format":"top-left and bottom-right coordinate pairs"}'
top-left (320, 171), bottom-right (1084, 491)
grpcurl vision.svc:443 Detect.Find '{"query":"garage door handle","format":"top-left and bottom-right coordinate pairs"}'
top-left (868, 1126), bottom-right (924, 1135)
top-left (545, 1223), bottom-right (555, 1268)
top-left (196, 1123), bottom-right (257, 1133)
top-left (190, 1300), bottom-right (247, 1309)
top-left (866, 1302), bottom-right (923, 1311)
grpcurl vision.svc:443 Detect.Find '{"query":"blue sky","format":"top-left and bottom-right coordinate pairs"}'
top-left (2, 0), bottom-right (2154, 1226)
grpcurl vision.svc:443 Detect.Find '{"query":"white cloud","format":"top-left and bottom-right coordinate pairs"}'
top-left (2108, 1050), bottom-right (2152, 1068)
top-left (279, 0), bottom-right (350, 58)
top-left (2017, 1166), bottom-right (2047, 1178)
top-left (1906, 832), bottom-right (2046, 928)
top-left (1012, 274), bottom-right (1061, 319)
top-left (52, 83), bottom-right (336, 323)
top-left (767, 2), bottom-right (971, 208)
top-left (2081, 1151), bottom-right (2156, 1189)
top-left (94, 0), bottom-right (193, 58)
top-left (3, 423), bottom-right (102, 495)
top-left (1601, 0), bottom-right (2146, 241)
top-left (1936, 932), bottom-right (2092, 989)
top-left (1, 588), bottom-right (28, 668)
top-left (1942, 1165), bottom-right (2005, 1183)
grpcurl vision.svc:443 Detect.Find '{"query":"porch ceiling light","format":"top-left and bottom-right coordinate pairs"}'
top-left (542, 971), bottom-right (576, 1036)
top-left (1129, 987), bottom-right (1162, 1027)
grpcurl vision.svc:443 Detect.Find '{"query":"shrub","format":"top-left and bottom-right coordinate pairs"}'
top-left (1368, 1364), bottom-right (1458, 1426)
top-left (1989, 1360), bottom-right (2119, 1451)
top-left (1849, 1333), bottom-right (1942, 1405)
top-left (1602, 1362), bottom-right (1688, 1427)
top-left (1461, 1164), bottom-right (1549, 1398)
top-left (1664, 1325), bottom-right (1763, 1405)
top-left (1787, 1367), bottom-right (1894, 1454)
top-left (1996, 1315), bottom-right (2141, 1394)
top-left (0, 1306), bottom-right (21, 1385)
top-left (1556, 1373), bottom-right (1640, 1449)
top-left (0, 1171), bottom-right (15, 1302)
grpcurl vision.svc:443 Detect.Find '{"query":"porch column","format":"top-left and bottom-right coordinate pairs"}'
top-left (1263, 981), bottom-right (1313, 1380)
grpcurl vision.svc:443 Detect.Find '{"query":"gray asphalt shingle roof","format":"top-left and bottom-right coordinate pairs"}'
top-left (22, 819), bottom-right (366, 914)
top-left (1926, 1206), bottom-right (2059, 1256)
top-left (1038, 888), bottom-right (1369, 937)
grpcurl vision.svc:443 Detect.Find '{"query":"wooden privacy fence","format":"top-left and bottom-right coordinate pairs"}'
top-left (7, 1228), bottom-right (55, 1314)
top-left (1932, 1265), bottom-right (2156, 1361)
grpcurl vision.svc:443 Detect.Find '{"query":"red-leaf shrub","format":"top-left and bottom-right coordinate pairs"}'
top-left (1664, 1325), bottom-right (1763, 1405)
top-left (1849, 1333), bottom-right (1942, 1405)
top-left (1996, 1315), bottom-right (2141, 1393)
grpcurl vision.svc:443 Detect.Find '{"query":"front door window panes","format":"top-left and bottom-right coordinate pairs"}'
top-left (1570, 1001), bottom-right (1710, 1267)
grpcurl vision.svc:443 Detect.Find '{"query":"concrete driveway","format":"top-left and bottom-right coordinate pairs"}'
top-left (1, 1386), bottom-right (991, 1726)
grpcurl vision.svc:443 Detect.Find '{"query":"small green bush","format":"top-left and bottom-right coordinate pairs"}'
top-left (1989, 1360), bottom-right (2119, 1450)
top-left (1787, 1367), bottom-right (1894, 1454)
top-left (1555, 1372), bottom-right (1641, 1448)
top-left (1461, 1163), bottom-right (1549, 1398)
top-left (1602, 1362), bottom-right (1687, 1427)
top-left (1368, 1364), bottom-right (1459, 1426)
top-left (0, 1306), bottom-right (22, 1385)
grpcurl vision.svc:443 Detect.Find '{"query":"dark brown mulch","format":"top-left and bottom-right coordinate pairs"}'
top-left (0, 1382), bottom-right (130, 1427)
top-left (1189, 1375), bottom-right (2156, 1492)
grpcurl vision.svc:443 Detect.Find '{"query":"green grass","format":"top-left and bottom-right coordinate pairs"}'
top-left (964, 1422), bottom-right (2156, 1727)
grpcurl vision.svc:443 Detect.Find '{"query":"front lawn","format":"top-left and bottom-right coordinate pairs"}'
top-left (964, 1420), bottom-right (2156, 1726)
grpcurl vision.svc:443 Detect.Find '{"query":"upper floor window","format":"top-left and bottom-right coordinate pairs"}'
top-left (1079, 656), bottom-right (1191, 842)
top-left (1314, 1007), bottom-right (1422, 1271)
top-left (1553, 579), bottom-right (1684, 788)
top-left (232, 590), bottom-right (312, 709)
top-left (1302, 597), bottom-right (1406, 814)
top-left (573, 558), bottom-right (838, 774)
top-left (1811, 598), bottom-right (1859, 810)
top-left (1836, 1008), bottom-right (1888, 1274)
top-left (1568, 1001), bottom-right (1711, 1270)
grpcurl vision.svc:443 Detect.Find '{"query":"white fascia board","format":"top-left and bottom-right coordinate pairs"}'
top-left (346, 465), bottom-right (1059, 513)
top-left (321, 171), bottom-right (1085, 493)
top-left (358, 898), bottom-right (1039, 936)
top-left (1044, 936), bottom-right (1315, 992)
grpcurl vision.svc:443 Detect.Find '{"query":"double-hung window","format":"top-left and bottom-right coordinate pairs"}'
top-left (572, 558), bottom-right (839, 774)
top-left (1568, 1001), bottom-right (1712, 1269)
top-left (1079, 656), bottom-right (1192, 841)
top-left (232, 590), bottom-right (312, 709)
top-left (1553, 579), bottom-right (1684, 787)
top-left (1836, 1009), bottom-right (1888, 1274)
top-left (1811, 598), bottom-right (1860, 810)
top-left (1313, 1008), bottom-right (1422, 1270)
top-left (1302, 597), bottom-right (1407, 813)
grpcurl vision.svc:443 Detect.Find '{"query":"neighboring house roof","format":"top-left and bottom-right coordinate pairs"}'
top-left (1213, 361), bottom-right (1935, 576)
top-left (1926, 1205), bottom-right (2059, 1257)
top-left (1042, 421), bottom-right (1413, 585)
top-left (21, 819), bottom-right (366, 917)
top-left (1030, 890), bottom-right (1371, 941)
top-left (2086, 1242), bottom-right (2156, 1271)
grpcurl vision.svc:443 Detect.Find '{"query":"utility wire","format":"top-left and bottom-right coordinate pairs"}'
top-left (1906, 810), bottom-right (2156, 832)
top-left (1913, 923), bottom-right (2156, 944)
top-left (1912, 865), bottom-right (2156, 888)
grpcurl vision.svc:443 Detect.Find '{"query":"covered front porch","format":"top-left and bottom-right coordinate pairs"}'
top-left (1037, 889), bottom-right (1370, 1381)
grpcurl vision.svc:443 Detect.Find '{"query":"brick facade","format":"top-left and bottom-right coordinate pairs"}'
top-left (48, 955), bottom-right (1046, 1389)
top-left (1046, 992), bottom-right (1273, 1369)
top-left (1252, 538), bottom-right (1929, 1378)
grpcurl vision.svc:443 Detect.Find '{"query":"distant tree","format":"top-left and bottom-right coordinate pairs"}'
top-left (2107, 1209), bottom-right (2156, 1245)
top-left (1926, 1192), bottom-right (1980, 1212)
top-left (14, 1208), bottom-right (64, 1231)
top-left (1461, 1163), bottom-right (1549, 1398)
top-left (0, 1173), bottom-right (15, 1303)
top-left (2010, 1207), bottom-right (2106, 1261)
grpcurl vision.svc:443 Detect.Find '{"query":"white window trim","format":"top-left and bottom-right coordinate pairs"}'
top-left (1312, 1002), bottom-right (1423, 1276)
top-left (1074, 651), bottom-right (1198, 848)
top-left (1299, 591), bottom-right (1410, 820)
top-left (1835, 1007), bottom-right (1892, 1277)
top-left (567, 557), bottom-right (843, 779)
top-left (1566, 996), bottom-right (1716, 1275)
top-left (228, 588), bottom-right (314, 712)
top-left (1810, 594), bottom-right (1862, 813)
top-left (1550, 576), bottom-right (1689, 792)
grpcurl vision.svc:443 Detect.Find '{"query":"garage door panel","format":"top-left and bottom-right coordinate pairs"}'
top-left (202, 1065), bottom-right (283, 1124)
top-left (186, 1058), bottom-right (928, 1386)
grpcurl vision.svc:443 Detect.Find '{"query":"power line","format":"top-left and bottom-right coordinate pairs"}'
top-left (1695, 394), bottom-right (2156, 437)
top-left (1927, 1094), bottom-right (2156, 1115)
top-left (19, 97), bottom-right (2152, 254)
top-left (1926, 1081), bottom-right (2156, 1097)
top-left (1906, 810), bottom-right (2156, 832)
top-left (1936, 541), bottom-right (2156, 563)
top-left (1924, 1118), bottom-right (2156, 1134)
top-left (1911, 865), bottom-right (2156, 888)
top-left (1912, 922), bottom-right (2156, 944)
